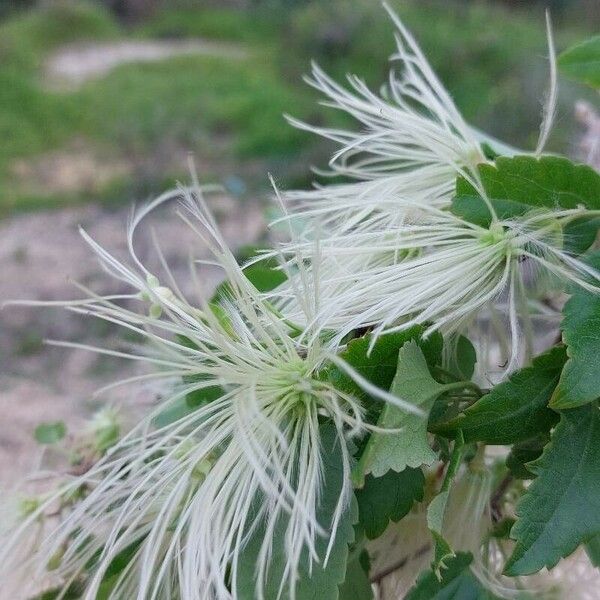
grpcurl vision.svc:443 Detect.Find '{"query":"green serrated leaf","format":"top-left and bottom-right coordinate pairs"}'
top-left (339, 549), bottom-right (373, 600)
top-left (34, 421), bottom-right (66, 445)
top-left (558, 35), bottom-right (600, 89)
top-left (356, 467), bottom-right (425, 539)
top-left (353, 342), bottom-right (446, 486)
top-left (405, 552), bottom-right (497, 599)
top-left (551, 253), bottom-right (600, 409)
top-left (433, 346), bottom-right (564, 444)
top-left (505, 403), bottom-right (600, 576)
top-left (452, 156), bottom-right (600, 250)
top-left (236, 424), bottom-right (356, 600)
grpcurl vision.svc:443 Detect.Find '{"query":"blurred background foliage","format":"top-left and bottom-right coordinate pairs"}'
top-left (0, 0), bottom-right (598, 215)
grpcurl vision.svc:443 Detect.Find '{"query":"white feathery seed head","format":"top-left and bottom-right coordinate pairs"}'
top-left (0, 183), bottom-right (417, 600)
top-left (268, 205), bottom-right (600, 372)
top-left (279, 3), bottom-right (517, 242)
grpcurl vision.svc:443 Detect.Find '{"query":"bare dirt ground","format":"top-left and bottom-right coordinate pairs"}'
top-left (10, 142), bottom-right (132, 196)
top-left (45, 39), bottom-right (247, 89)
top-left (0, 197), bottom-right (265, 489)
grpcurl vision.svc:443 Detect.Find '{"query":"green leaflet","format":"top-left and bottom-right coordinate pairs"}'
top-left (236, 424), bottom-right (357, 600)
top-left (352, 342), bottom-right (447, 486)
top-left (33, 583), bottom-right (86, 600)
top-left (214, 259), bottom-right (286, 297)
top-left (446, 335), bottom-right (477, 381)
top-left (427, 433), bottom-right (464, 573)
top-left (152, 383), bottom-right (223, 429)
top-left (213, 248), bottom-right (287, 300)
top-left (433, 346), bottom-right (564, 444)
top-left (405, 552), bottom-right (498, 600)
top-left (481, 142), bottom-right (501, 161)
top-left (177, 334), bottom-right (224, 409)
top-left (452, 155), bottom-right (600, 254)
top-left (96, 579), bottom-right (119, 600)
top-left (551, 253), bottom-right (600, 409)
top-left (152, 397), bottom-right (196, 428)
top-left (85, 538), bottom-right (146, 599)
top-left (454, 155), bottom-right (600, 221)
top-left (329, 328), bottom-right (442, 401)
top-left (356, 467), bottom-right (425, 539)
top-left (34, 421), bottom-right (66, 445)
top-left (561, 215), bottom-right (600, 255)
top-left (153, 334), bottom-right (224, 428)
top-left (339, 550), bottom-right (373, 600)
top-left (505, 403), bottom-right (600, 576)
top-left (240, 261), bottom-right (287, 292)
top-left (505, 433), bottom-right (550, 480)
top-left (558, 35), bottom-right (600, 89)
top-left (491, 518), bottom-right (516, 541)
top-left (585, 534), bottom-right (600, 569)
top-left (184, 383), bottom-right (224, 408)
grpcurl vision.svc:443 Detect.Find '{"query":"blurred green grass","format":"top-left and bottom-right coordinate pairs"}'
top-left (0, 0), bottom-right (595, 215)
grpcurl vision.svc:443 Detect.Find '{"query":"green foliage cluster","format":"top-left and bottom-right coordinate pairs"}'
top-left (0, 0), bottom-right (595, 214)
top-left (0, 2), bottom-right (314, 213)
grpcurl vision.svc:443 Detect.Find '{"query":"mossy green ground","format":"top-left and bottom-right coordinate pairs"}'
top-left (0, 0), bottom-right (595, 215)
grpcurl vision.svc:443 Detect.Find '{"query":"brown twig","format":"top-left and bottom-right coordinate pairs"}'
top-left (369, 544), bottom-right (430, 584)
top-left (491, 474), bottom-right (513, 523)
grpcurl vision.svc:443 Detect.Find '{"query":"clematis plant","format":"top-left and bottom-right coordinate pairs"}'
top-left (2, 7), bottom-right (600, 600)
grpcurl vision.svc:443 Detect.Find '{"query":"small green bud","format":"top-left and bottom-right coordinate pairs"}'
top-left (146, 274), bottom-right (160, 288)
top-left (86, 408), bottom-right (121, 453)
top-left (149, 304), bottom-right (163, 319)
top-left (47, 547), bottom-right (65, 571)
top-left (18, 496), bottom-right (41, 519)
